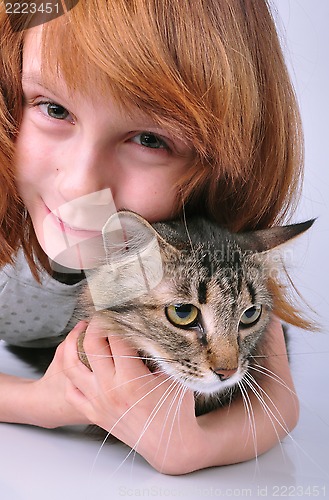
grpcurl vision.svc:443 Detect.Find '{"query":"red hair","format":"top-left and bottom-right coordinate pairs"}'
top-left (0, 0), bottom-right (312, 327)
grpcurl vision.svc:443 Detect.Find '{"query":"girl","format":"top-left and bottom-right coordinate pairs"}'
top-left (0, 0), bottom-right (306, 474)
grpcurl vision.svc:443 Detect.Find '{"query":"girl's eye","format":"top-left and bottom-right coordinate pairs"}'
top-left (239, 305), bottom-right (262, 328)
top-left (37, 101), bottom-right (73, 122)
top-left (165, 304), bottom-right (199, 328)
top-left (131, 132), bottom-right (168, 150)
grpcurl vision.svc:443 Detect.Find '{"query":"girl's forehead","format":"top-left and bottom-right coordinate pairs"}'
top-left (22, 26), bottom-right (124, 107)
top-left (19, 10), bottom-right (214, 151)
top-left (20, 27), bottom-right (184, 133)
top-left (22, 27), bottom-right (79, 85)
top-left (22, 27), bottom-right (42, 71)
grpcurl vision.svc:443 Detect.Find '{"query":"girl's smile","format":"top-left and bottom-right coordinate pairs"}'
top-left (16, 29), bottom-right (192, 269)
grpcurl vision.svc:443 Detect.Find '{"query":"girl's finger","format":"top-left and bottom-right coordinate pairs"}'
top-left (82, 317), bottom-right (115, 376)
top-left (61, 321), bottom-right (89, 368)
top-left (108, 334), bottom-right (152, 380)
top-left (60, 321), bottom-right (95, 385)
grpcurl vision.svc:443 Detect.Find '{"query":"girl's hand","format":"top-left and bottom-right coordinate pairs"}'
top-left (194, 316), bottom-right (300, 470)
top-left (26, 322), bottom-right (92, 428)
top-left (0, 315), bottom-right (298, 474)
top-left (64, 318), bottom-right (200, 474)
top-left (51, 316), bottom-right (298, 475)
top-left (0, 322), bottom-right (91, 429)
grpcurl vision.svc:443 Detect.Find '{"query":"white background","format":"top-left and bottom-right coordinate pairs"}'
top-left (273, 0), bottom-right (329, 476)
top-left (0, 1), bottom-right (328, 499)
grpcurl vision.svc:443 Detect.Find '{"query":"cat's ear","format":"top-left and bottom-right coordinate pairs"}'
top-left (236, 219), bottom-right (315, 253)
top-left (101, 210), bottom-right (162, 261)
top-left (86, 211), bottom-right (164, 310)
top-left (102, 209), bottom-right (180, 259)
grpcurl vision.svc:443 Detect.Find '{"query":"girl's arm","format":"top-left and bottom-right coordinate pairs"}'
top-left (61, 316), bottom-right (299, 475)
top-left (0, 317), bottom-right (297, 473)
top-left (0, 322), bottom-right (90, 428)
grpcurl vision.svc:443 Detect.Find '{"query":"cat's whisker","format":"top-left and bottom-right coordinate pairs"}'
top-left (130, 381), bottom-right (183, 472)
top-left (237, 381), bottom-right (253, 442)
top-left (227, 386), bottom-right (237, 407)
top-left (251, 349), bottom-right (329, 359)
top-left (81, 370), bottom-right (165, 414)
top-left (238, 381), bottom-right (258, 463)
top-left (157, 384), bottom-right (188, 471)
top-left (250, 362), bottom-right (329, 438)
top-left (251, 354), bottom-right (288, 359)
top-left (110, 377), bottom-right (180, 476)
top-left (90, 374), bottom-right (174, 478)
top-left (250, 364), bottom-right (322, 434)
top-left (78, 346), bottom-right (179, 368)
top-left (249, 365), bottom-right (328, 471)
top-left (243, 373), bottom-right (288, 456)
top-left (77, 351), bottom-right (156, 363)
top-left (174, 385), bottom-right (189, 446)
top-left (122, 370), bottom-right (170, 396)
top-left (110, 371), bottom-right (163, 396)
top-left (249, 362), bottom-right (298, 400)
top-left (245, 372), bottom-right (288, 430)
top-left (249, 361), bottom-right (291, 385)
top-left (69, 371), bottom-right (164, 437)
top-left (244, 372), bottom-right (329, 477)
top-left (181, 200), bottom-right (194, 252)
top-left (128, 379), bottom-right (180, 473)
top-left (243, 375), bottom-right (288, 472)
top-left (239, 380), bottom-right (262, 477)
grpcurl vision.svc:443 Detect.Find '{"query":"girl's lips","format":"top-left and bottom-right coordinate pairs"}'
top-left (44, 202), bottom-right (102, 239)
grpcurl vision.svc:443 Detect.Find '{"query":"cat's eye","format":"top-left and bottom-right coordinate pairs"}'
top-left (239, 305), bottom-right (262, 328)
top-left (165, 304), bottom-right (199, 328)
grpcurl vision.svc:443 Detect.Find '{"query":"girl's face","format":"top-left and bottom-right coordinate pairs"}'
top-left (16, 29), bottom-right (192, 270)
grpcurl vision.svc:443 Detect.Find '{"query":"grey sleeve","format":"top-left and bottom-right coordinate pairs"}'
top-left (0, 250), bottom-right (85, 347)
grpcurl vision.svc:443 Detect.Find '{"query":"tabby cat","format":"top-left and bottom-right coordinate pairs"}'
top-left (78, 211), bottom-right (313, 416)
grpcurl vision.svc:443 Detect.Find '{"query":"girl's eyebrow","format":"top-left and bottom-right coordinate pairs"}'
top-left (22, 72), bottom-right (65, 98)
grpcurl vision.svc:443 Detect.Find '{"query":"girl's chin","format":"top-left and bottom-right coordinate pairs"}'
top-left (40, 235), bottom-right (106, 271)
top-left (36, 210), bottom-right (106, 270)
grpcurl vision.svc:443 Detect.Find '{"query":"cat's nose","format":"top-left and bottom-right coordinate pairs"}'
top-left (213, 368), bottom-right (238, 381)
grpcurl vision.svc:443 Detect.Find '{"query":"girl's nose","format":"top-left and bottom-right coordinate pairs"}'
top-left (55, 144), bottom-right (118, 231)
top-left (57, 141), bottom-right (115, 203)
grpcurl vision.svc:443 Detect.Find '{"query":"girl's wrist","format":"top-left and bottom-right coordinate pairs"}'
top-left (144, 414), bottom-right (210, 475)
top-left (0, 373), bottom-right (39, 426)
top-left (30, 377), bottom-right (89, 429)
top-left (0, 373), bottom-right (86, 428)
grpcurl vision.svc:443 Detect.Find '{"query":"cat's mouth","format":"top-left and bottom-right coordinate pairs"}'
top-left (138, 349), bottom-right (246, 395)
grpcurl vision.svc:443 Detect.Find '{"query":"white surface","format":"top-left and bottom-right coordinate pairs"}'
top-left (1, 1), bottom-right (329, 499)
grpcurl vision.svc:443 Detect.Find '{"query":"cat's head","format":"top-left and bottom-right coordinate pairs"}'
top-left (85, 211), bottom-right (314, 400)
